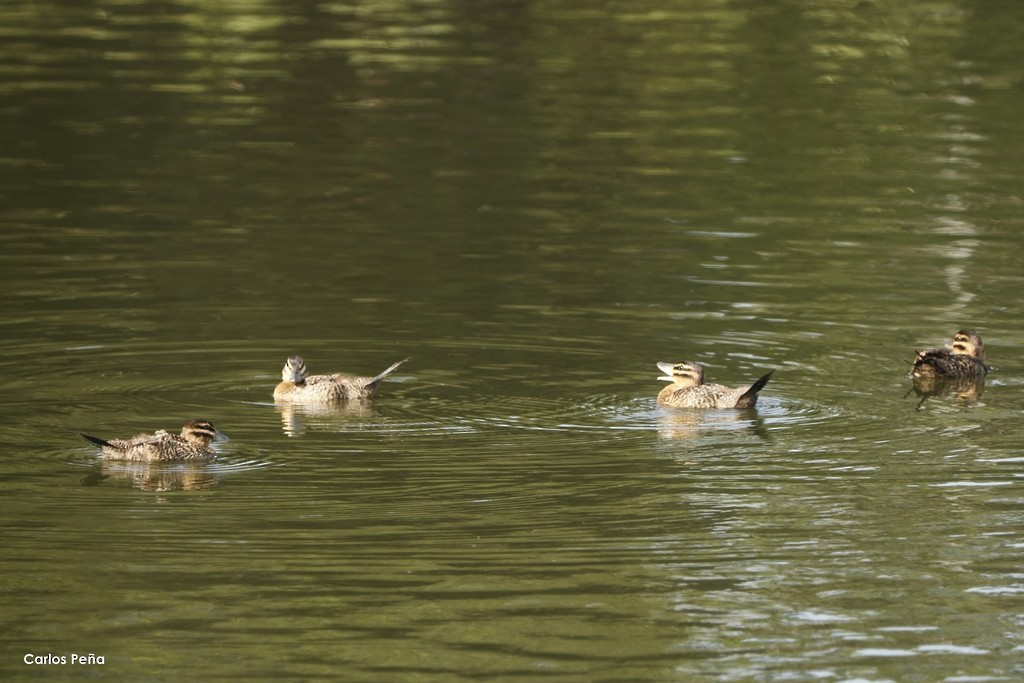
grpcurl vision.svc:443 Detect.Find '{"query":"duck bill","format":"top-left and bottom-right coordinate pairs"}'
top-left (656, 362), bottom-right (676, 381)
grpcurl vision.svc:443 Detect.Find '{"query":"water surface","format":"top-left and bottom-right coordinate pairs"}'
top-left (3, 0), bottom-right (1024, 680)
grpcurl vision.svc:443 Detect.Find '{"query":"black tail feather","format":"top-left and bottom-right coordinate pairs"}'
top-left (77, 430), bottom-right (111, 448)
top-left (736, 370), bottom-right (775, 408)
top-left (368, 357), bottom-right (411, 387)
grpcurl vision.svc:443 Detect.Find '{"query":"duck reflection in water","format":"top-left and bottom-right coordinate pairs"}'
top-left (656, 404), bottom-right (771, 441)
top-left (908, 374), bottom-right (986, 407)
top-left (82, 461), bottom-right (219, 491)
top-left (908, 329), bottom-right (990, 408)
top-left (655, 361), bottom-right (774, 440)
top-left (275, 399), bottom-right (379, 438)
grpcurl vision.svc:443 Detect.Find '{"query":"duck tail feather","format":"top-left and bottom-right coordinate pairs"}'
top-left (736, 370), bottom-right (775, 408)
top-left (77, 430), bottom-right (111, 448)
top-left (368, 357), bottom-right (410, 386)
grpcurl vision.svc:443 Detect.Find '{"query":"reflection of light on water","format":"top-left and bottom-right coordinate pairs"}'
top-left (789, 610), bottom-right (854, 624)
top-left (921, 216), bottom-right (980, 314)
top-left (854, 644), bottom-right (991, 657)
top-left (930, 216), bottom-right (977, 236)
top-left (930, 481), bottom-right (1013, 488)
top-left (965, 586), bottom-right (1024, 596)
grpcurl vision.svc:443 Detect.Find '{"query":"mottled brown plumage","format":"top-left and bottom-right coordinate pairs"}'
top-left (78, 419), bottom-right (222, 462)
top-left (273, 355), bottom-right (409, 403)
top-left (911, 329), bottom-right (989, 380)
top-left (656, 361), bottom-right (773, 409)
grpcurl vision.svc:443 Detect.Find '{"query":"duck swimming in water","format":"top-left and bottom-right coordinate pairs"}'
top-left (273, 355), bottom-right (409, 403)
top-left (656, 361), bottom-right (774, 409)
top-left (911, 329), bottom-right (990, 380)
top-left (78, 419), bottom-right (223, 462)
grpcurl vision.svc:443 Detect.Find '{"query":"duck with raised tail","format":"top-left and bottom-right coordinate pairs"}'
top-left (273, 355), bottom-right (409, 403)
top-left (656, 361), bottom-right (774, 409)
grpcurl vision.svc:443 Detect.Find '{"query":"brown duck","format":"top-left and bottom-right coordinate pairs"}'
top-left (78, 419), bottom-right (222, 462)
top-left (273, 355), bottom-right (409, 403)
top-left (657, 361), bottom-right (774, 409)
top-left (911, 329), bottom-right (990, 380)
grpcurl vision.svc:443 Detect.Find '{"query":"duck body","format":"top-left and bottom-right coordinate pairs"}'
top-left (78, 419), bottom-right (221, 462)
top-left (273, 355), bottom-right (409, 403)
top-left (911, 350), bottom-right (989, 380)
top-left (911, 329), bottom-right (990, 380)
top-left (656, 361), bottom-right (774, 409)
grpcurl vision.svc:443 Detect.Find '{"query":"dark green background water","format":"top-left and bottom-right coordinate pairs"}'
top-left (3, 0), bottom-right (1023, 680)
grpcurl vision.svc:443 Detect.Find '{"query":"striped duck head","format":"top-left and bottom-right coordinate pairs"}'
top-left (180, 419), bottom-right (224, 447)
top-left (281, 356), bottom-right (309, 385)
top-left (950, 330), bottom-right (985, 361)
top-left (656, 361), bottom-right (706, 388)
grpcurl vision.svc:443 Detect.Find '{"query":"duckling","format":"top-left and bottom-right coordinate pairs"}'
top-left (273, 355), bottom-right (409, 403)
top-left (657, 361), bottom-right (774, 409)
top-left (78, 419), bottom-right (222, 462)
top-left (911, 329), bottom-right (990, 380)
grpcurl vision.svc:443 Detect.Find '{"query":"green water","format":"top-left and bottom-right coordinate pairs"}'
top-left (3, 0), bottom-right (1024, 680)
